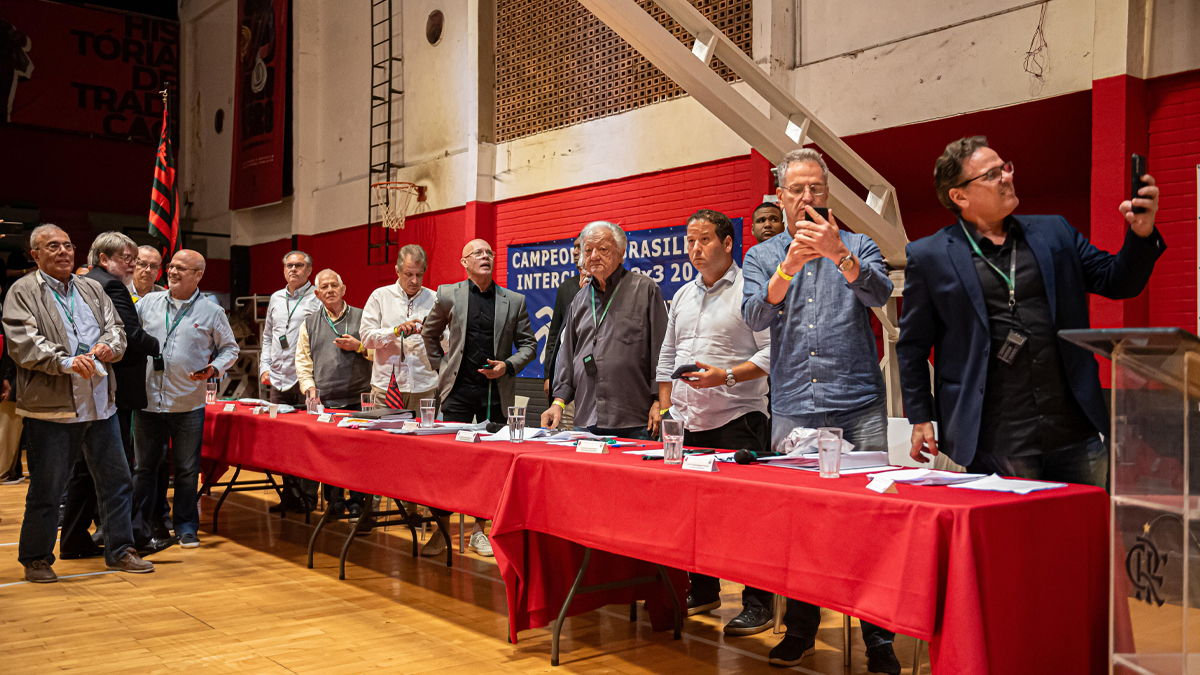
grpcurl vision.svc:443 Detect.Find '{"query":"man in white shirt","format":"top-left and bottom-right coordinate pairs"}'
top-left (655, 209), bottom-right (774, 636)
top-left (258, 251), bottom-right (321, 512)
top-left (361, 244), bottom-right (443, 411)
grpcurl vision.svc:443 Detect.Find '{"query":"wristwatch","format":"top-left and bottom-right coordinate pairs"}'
top-left (837, 252), bottom-right (855, 272)
top-left (725, 369), bottom-right (737, 387)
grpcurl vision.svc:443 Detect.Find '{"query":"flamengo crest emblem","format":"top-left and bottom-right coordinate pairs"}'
top-left (1126, 523), bottom-right (1168, 607)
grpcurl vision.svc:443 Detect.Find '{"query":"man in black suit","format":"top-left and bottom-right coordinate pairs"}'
top-left (60, 232), bottom-right (170, 559)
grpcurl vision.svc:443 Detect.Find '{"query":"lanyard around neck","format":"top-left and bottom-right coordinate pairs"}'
top-left (323, 305), bottom-right (346, 335)
top-left (165, 296), bottom-right (199, 340)
top-left (49, 281), bottom-right (78, 333)
top-left (960, 223), bottom-right (1017, 308)
top-left (285, 286), bottom-right (310, 324)
top-left (590, 277), bottom-right (622, 331)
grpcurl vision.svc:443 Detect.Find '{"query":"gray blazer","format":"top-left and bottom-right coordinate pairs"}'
top-left (421, 280), bottom-right (538, 409)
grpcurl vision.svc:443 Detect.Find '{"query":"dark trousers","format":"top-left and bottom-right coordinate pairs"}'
top-left (968, 434), bottom-right (1108, 488)
top-left (318, 401), bottom-right (369, 509)
top-left (60, 408), bottom-right (145, 554)
top-left (20, 416), bottom-right (135, 566)
top-left (132, 408), bottom-right (205, 540)
top-left (437, 387), bottom-right (503, 521)
top-left (684, 411), bottom-right (773, 610)
top-left (271, 383), bottom-right (319, 504)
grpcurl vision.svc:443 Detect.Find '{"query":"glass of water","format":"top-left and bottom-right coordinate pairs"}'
top-left (508, 406), bottom-right (526, 443)
top-left (661, 419), bottom-right (684, 465)
top-left (420, 398), bottom-right (436, 428)
top-left (817, 427), bottom-right (843, 478)
top-left (307, 389), bottom-right (321, 414)
top-left (360, 393), bottom-right (375, 411)
top-left (205, 382), bottom-right (218, 405)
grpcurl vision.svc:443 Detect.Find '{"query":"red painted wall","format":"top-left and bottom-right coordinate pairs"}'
top-left (1146, 68), bottom-right (1200, 332)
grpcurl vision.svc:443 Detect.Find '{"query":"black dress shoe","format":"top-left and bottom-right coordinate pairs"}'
top-left (137, 535), bottom-right (180, 556)
top-left (723, 604), bottom-right (774, 636)
top-left (60, 546), bottom-right (105, 560)
top-left (686, 593), bottom-right (721, 616)
top-left (268, 501), bottom-right (291, 513)
top-left (768, 634), bottom-right (816, 667)
top-left (866, 643), bottom-right (902, 675)
top-left (354, 515), bottom-right (375, 536)
top-left (346, 503), bottom-right (363, 518)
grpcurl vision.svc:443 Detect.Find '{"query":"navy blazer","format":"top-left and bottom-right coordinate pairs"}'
top-left (896, 214), bottom-right (1166, 467)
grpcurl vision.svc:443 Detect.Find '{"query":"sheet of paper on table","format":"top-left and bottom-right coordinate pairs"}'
top-left (383, 422), bottom-right (484, 435)
top-left (947, 473), bottom-right (1068, 495)
top-left (480, 426), bottom-right (552, 442)
top-left (867, 468), bottom-right (987, 485)
top-left (761, 451), bottom-right (892, 472)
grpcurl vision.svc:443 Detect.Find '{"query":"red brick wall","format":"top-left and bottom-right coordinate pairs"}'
top-left (1146, 68), bottom-right (1200, 331)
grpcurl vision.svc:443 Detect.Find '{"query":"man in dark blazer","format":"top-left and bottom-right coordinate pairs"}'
top-left (897, 136), bottom-right (1164, 486)
top-left (542, 235), bottom-right (586, 407)
top-left (60, 232), bottom-right (169, 559)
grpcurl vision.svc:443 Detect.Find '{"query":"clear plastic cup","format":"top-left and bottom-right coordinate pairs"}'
top-left (661, 419), bottom-right (684, 465)
top-left (508, 406), bottom-right (526, 443)
top-left (268, 403), bottom-right (279, 419)
top-left (307, 389), bottom-right (321, 414)
top-left (420, 398), bottom-right (436, 428)
top-left (205, 382), bottom-right (218, 405)
top-left (817, 427), bottom-right (843, 478)
top-left (360, 393), bottom-right (375, 411)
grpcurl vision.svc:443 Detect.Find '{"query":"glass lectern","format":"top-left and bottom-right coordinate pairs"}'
top-left (1062, 327), bottom-right (1200, 675)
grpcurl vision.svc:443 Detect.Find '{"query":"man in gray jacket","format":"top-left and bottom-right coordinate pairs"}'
top-left (3, 224), bottom-right (154, 582)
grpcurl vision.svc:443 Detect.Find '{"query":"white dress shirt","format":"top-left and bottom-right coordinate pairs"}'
top-left (138, 289), bottom-right (240, 413)
top-left (655, 263), bottom-right (771, 432)
top-left (359, 283), bottom-right (445, 393)
top-left (259, 282), bottom-right (320, 390)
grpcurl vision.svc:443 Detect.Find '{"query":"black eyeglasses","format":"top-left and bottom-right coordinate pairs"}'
top-left (955, 161), bottom-right (1014, 189)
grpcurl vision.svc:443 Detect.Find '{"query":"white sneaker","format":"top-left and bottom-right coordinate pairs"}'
top-left (2, 476), bottom-right (26, 485)
top-left (468, 530), bottom-right (493, 557)
top-left (420, 525), bottom-right (447, 557)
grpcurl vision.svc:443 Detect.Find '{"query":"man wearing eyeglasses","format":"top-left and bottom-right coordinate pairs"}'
top-left (419, 239), bottom-right (538, 557)
top-left (898, 136), bottom-right (1165, 486)
top-left (133, 250), bottom-right (239, 551)
top-left (741, 149), bottom-right (899, 672)
top-left (127, 245), bottom-right (165, 302)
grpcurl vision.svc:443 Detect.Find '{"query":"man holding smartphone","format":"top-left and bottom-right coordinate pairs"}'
top-left (133, 250), bottom-right (239, 550)
top-left (741, 149), bottom-right (900, 672)
top-left (898, 136), bottom-right (1165, 486)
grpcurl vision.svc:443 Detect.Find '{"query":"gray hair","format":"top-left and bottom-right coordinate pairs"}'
top-left (29, 224), bottom-right (65, 250)
top-left (580, 221), bottom-right (627, 254)
top-left (138, 244), bottom-right (161, 257)
top-left (314, 268), bottom-right (344, 286)
top-left (396, 244), bottom-right (428, 272)
top-left (88, 231), bottom-right (136, 266)
top-left (282, 250), bottom-right (313, 267)
top-left (774, 148), bottom-right (829, 186)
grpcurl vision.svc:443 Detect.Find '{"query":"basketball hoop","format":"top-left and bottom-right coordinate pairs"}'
top-left (372, 181), bottom-right (426, 230)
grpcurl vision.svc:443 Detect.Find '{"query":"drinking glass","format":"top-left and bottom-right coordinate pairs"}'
top-left (360, 393), bottom-right (375, 411)
top-left (268, 403), bottom-right (280, 419)
top-left (661, 419), bottom-right (684, 465)
top-left (508, 406), bottom-right (526, 443)
top-left (307, 389), bottom-right (322, 415)
top-left (817, 427), bottom-right (843, 478)
top-left (420, 398), bottom-right (436, 428)
top-left (205, 382), bottom-right (218, 405)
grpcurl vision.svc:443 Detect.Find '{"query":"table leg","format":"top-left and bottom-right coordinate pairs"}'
top-left (437, 514), bottom-right (453, 568)
top-left (629, 600), bottom-right (637, 622)
top-left (551, 548), bottom-right (593, 666)
top-left (459, 513), bottom-right (466, 554)
top-left (655, 564), bottom-right (682, 640)
top-left (339, 494), bottom-right (374, 581)
top-left (211, 465), bottom-right (242, 533)
top-left (912, 638), bottom-right (924, 673)
top-left (843, 614), bottom-right (851, 667)
top-left (307, 505), bottom-right (334, 569)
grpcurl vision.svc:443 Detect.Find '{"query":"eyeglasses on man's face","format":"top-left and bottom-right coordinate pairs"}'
top-left (38, 242), bottom-right (75, 253)
top-left (781, 183), bottom-right (828, 197)
top-left (956, 161), bottom-right (1015, 189)
top-left (135, 260), bottom-right (161, 271)
top-left (167, 264), bottom-right (201, 273)
top-left (284, 262), bottom-right (309, 270)
top-left (112, 253), bottom-right (135, 264)
top-left (465, 250), bottom-right (495, 260)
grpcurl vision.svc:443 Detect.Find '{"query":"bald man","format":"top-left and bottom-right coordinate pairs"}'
top-left (133, 249), bottom-right (239, 550)
top-left (417, 239), bottom-right (537, 557)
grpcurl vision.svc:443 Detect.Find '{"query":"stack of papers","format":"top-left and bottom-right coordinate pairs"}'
top-left (947, 473), bottom-right (1068, 495)
top-left (385, 422), bottom-right (484, 435)
top-left (480, 426), bottom-right (553, 442)
top-left (763, 451), bottom-right (892, 474)
top-left (866, 468), bottom-right (987, 485)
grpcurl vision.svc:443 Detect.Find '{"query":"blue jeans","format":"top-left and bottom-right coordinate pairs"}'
top-left (133, 408), bottom-right (205, 540)
top-left (19, 416), bottom-right (135, 566)
top-left (968, 434), bottom-right (1108, 488)
top-left (771, 400), bottom-right (895, 649)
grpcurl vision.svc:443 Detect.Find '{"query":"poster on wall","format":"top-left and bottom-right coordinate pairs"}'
top-left (0, 0), bottom-right (177, 142)
top-left (229, 0), bottom-right (288, 210)
top-left (507, 219), bottom-right (743, 379)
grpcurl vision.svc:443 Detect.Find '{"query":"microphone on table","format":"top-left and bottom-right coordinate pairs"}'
top-left (734, 449), bottom-right (768, 464)
top-left (485, 421), bottom-right (505, 434)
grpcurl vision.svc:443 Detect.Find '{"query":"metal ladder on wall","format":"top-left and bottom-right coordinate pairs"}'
top-left (578, 0), bottom-right (911, 415)
top-left (367, 0), bottom-right (403, 266)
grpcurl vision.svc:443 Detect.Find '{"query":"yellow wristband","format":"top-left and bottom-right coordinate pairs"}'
top-left (356, 343), bottom-right (365, 354)
top-left (776, 262), bottom-right (794, 281)
top-left (660, 408), bottom-right (670, 416)
top-left (393, 326), bottom-right (401, 336)
top-left (553, 400), bottom-right (566, 410)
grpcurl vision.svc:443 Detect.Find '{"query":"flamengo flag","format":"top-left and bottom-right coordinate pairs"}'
top-left (148, 103), bottom-right (180, 265)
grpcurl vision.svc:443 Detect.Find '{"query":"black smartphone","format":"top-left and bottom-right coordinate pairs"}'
top-left (1131, 154), bottom-right (1148, 214)
top-left (671, 363), bottom-right (702, 379)
top-left (799, 206), bottom-right (829, 223)
top-left (0, 221), bottom-right (24, 236)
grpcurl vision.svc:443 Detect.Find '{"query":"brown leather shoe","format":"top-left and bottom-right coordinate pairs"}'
top-left (24, 559), bottom-right (57, 583)
top-left (106, 550), bottom-right (155, 574)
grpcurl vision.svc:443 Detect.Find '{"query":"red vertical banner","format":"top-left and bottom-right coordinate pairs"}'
top-left (229, 0), bottom-right (288, 210)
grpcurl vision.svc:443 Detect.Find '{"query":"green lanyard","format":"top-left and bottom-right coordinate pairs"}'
top-left (49, 283), bottom-right (78, 334)
top-left (323, 305), bottom-right (345, 335)
top-left (589, 279), bottom-right (622, 331)
top-left (165, 296), bottom-right (198, 341)
top-left (284, 285), bottom-right (311, 326)
top-left (960, 223), bottom-right (1018, 308)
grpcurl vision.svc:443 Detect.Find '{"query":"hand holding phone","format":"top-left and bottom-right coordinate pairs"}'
top-left (1131, 154), bottom-right (1148, 215)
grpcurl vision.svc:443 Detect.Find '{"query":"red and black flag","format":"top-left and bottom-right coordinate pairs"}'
top-left (148, 104), bottom-right (180, 272)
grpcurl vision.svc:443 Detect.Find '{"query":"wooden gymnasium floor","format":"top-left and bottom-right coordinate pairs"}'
top-left (0, 469), bottom-right (928, 674)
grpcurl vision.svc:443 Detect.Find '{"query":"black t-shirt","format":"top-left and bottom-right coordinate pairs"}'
top-left (444, 281), bottom-right (499, 413)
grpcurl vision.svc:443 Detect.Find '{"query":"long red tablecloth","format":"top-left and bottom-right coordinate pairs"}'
top-left (490, 449), bottom-right (1109, 675)
top-left (201, 404), bottom-right (555, 518)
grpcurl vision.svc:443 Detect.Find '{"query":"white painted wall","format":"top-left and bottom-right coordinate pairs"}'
top-left (176, 0), bottom-right (1200, 244)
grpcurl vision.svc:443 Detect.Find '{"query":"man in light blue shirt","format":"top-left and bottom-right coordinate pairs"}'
top-left (133, 249), bottom-right (239, 550)
top-left (741, 149), bottom-right (901, 674)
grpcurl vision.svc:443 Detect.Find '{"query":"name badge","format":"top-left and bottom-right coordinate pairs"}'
top-left (74, 343), bottom-right (91, 356)
top-left (317, 413), bottom-right (332, 423)
top-left (576, 439), bottom-right (608, 454)
top-left (682, 455), bottom-right (719, 472)
top-left (402, 421), bottom-right (420, 431)
top-left (455, 430), bottom-right (481, 443)
top-left (278, 335), bottom-right (289, 350)
top-left (251, 406), bottom-right (263, 415)
top-left (866, 476), bottom-right (898, 494)
top-left (222, 403), bottom-right (236, 412)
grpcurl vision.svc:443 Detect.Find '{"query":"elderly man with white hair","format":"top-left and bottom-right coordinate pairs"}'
top-left (542, 221), bottom-right (668, 438)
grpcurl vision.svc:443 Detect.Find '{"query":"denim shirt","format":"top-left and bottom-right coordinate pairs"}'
top-left (40, 271), bottom-right (114, 422)
top-left (742, 229), bottom-right (893, 415)
top-left (138, 289), bottom-right (240, 413)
